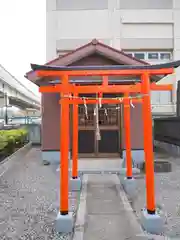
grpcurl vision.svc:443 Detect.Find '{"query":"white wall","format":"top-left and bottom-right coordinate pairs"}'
top-left (120, 10), bottom-right (173, 23)
top-left (119, 0), bottom-right (172, 9)
top-left (57, 10), bottom-right (110, 39)
top-left (46, 0), bottom-right (180, 115)
top-left (54, 3), bottom-right (175, 51)
top-left (121, 23), bottom-right (173, 39)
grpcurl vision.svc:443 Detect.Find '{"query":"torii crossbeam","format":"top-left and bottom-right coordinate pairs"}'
top-left (31, 60), bottom-right (180, 234)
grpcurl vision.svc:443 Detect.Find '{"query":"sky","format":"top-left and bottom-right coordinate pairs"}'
top-left (0, 0), bottom-right (46, 97)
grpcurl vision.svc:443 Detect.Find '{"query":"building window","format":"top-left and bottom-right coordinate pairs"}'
top-left (134, 53), bottom-right (145, 60)
top-left (148, 53), bottom-right (159, 60)
top-left (124, 51), bottom-right (172, 62)
top-left (160, 53), bottom-right (171, 60)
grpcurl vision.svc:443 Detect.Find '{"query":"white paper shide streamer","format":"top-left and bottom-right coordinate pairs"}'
top-left (83, 97), bottom-right (88, 119)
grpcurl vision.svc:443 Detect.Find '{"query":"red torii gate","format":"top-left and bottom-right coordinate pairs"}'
top-left (31, 61), bottom-right (180, 233)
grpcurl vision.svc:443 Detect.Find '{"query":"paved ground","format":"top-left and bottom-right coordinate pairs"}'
top-left (2, 147), bottom-right (180, 239)
top-left (133, 151), bottom-right (180, 238)
top-left (83, 174), bottom-right (144, 240)
top-left (0, 148), bottom-right (78, 240)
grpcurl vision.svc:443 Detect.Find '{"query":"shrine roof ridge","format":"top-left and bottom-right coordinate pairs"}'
top-left (31, 60), bottom-right (180, 72)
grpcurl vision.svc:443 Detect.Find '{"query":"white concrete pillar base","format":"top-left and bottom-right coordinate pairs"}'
top-left (69, 177), bottom-right (82, 191)
top-left (55, 212), bottom-right (73, 233)
top-left (141, 208), bottom-right (164, 235)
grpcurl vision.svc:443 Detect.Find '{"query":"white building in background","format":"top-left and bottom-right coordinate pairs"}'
top-left (46, 0), bottom-right (180, 116)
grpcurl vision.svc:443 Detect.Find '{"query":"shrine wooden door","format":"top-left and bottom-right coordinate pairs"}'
top-left (78, 97), bottom-right (122, 158)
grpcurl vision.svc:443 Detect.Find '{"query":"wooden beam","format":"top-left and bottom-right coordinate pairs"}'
top-left (37, 68), bottom-right (173, 77)
top-left (39, 84), bottom-right (141, 93)
top-left (39, 82), bottom-right (173, 94)
top-left (70, 85), bottom-right (141, 93)
top-left (39, 85), bottom-right (61, 93)
top-left (65, 98), bottom-right (142, 104)
top-left (150, 83), bottom-right (173, 91)
top-left (40, 84), bottom-right (173, 94)
top-left (134, 82), bottom-right (173, 91)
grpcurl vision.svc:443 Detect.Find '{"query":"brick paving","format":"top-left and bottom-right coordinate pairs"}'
top-left (133, 151), bottom-right (180, 238)
top-left (0, 148), bottom-right (79, 240)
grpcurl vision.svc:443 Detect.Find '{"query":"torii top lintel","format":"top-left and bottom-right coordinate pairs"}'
top-left (31, 60), bottom-right (180, 77)
top-left (31, 61), bottom-right (180, 94)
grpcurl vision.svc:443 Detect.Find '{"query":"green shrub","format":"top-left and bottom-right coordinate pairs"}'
top-left (0, 133), bottom-right (8, 151)
top-left (0, 127), bottom-right (29, 155)
top-left (5, 135), bottom-right (15, 154)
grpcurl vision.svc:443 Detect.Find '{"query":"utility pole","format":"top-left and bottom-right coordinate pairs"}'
top-left (4, 93), bottom-right (8, 125)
